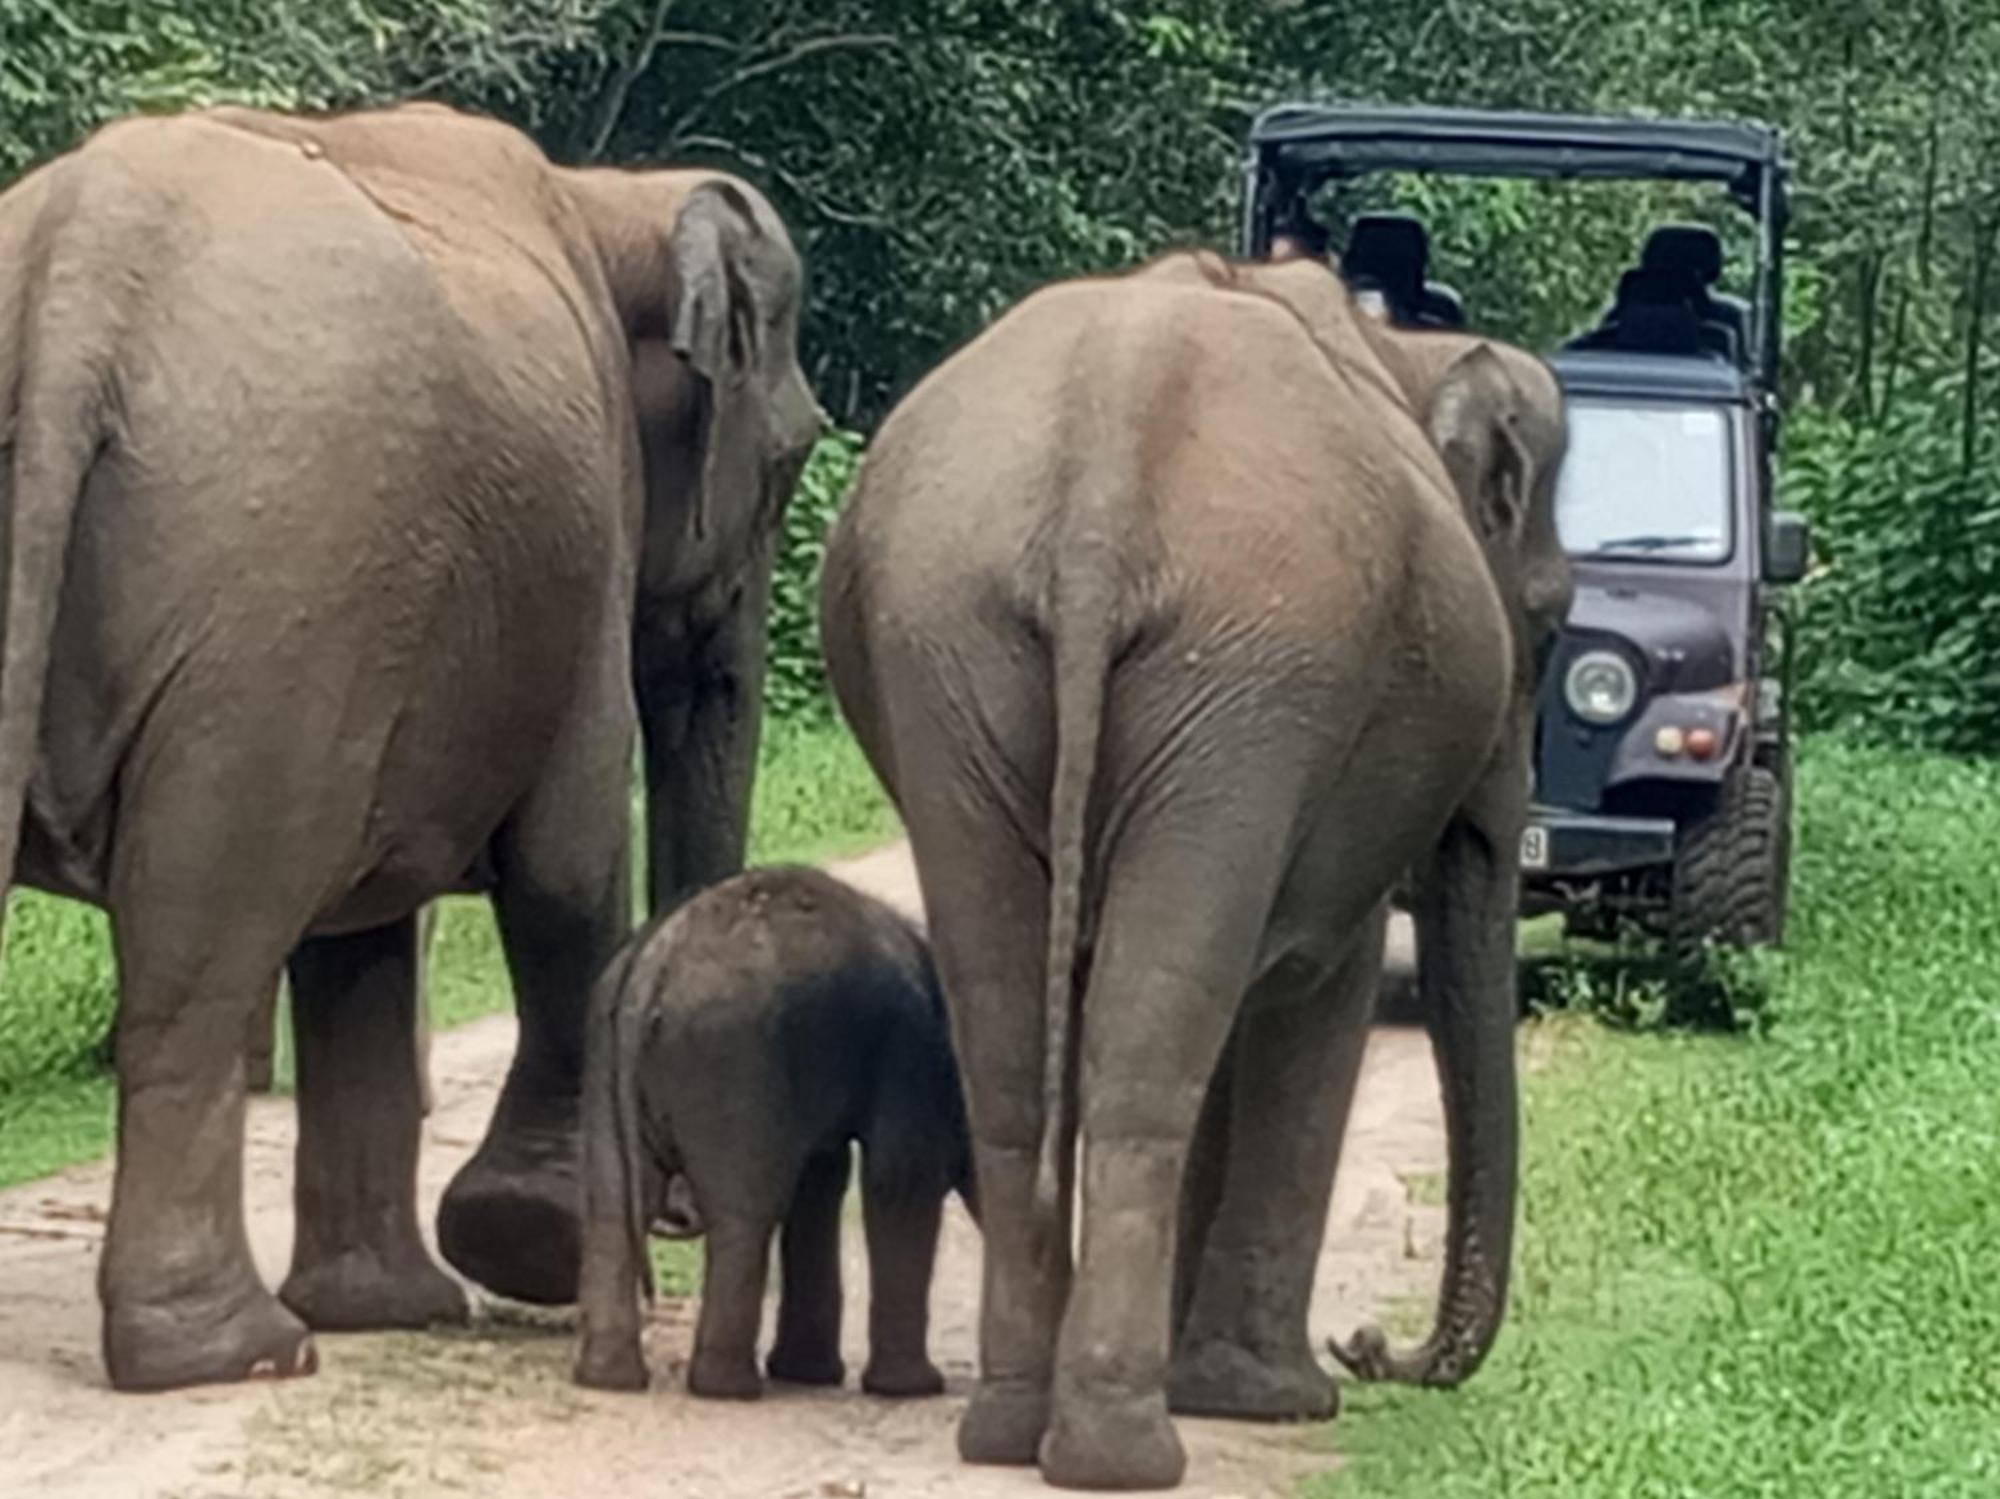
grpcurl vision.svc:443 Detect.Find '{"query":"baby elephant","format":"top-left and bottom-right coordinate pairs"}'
top-left (573, 866), bottom-right (975, 1401)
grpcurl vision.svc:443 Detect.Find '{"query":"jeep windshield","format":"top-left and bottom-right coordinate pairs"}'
top-left (1555, 399), bottom-right (1732, 563)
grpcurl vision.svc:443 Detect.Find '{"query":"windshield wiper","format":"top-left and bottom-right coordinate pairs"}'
top-left (1591, 533), bottom-right (1714, 553)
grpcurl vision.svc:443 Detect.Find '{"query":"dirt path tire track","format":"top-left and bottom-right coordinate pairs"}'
top-left (0, 843), bottom-right (1444, 1498)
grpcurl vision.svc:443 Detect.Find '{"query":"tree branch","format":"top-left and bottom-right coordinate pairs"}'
top-left (664, 33), bottom-right (899, 148)
top-left (584, 0), bottom-right (679, 161)
top-left (673, 133), bottom-right (906, 238)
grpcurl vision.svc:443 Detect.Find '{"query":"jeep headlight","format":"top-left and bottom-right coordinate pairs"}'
top-left (1564, 650), bottom-right (1639, 725)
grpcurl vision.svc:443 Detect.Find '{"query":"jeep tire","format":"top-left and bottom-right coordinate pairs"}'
top-left (1667, 760), bottom-right (1790, 957)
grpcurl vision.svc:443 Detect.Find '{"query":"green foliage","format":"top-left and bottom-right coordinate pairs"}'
top-left (746, 712), bottom-right (899, 867)
top-left (11, 1), bottom-right (2000, 743)
top-left (0, 894), bottom-right (114, 1090)
top-left (766, 429), bottom-right (863, 721)
top-left (1783, 401), bottom-right (2000, 750)
top-left (0, 2), bottom-right (607, 178)
top-left (1316, 738), bottom-right (2000, 1498)
top-left (647, 1237), bottom-right (701, 1298)
top-left (1521, 937), bottom-right (1779, 1034)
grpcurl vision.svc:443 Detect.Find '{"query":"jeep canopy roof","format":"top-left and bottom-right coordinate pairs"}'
top-left (1242, 102), bottom-right (1788, 392)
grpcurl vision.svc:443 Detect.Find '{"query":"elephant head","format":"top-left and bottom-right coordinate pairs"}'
top-left (1367, 322), bottom-right (1573, 690)
top-left (563, 167), bottom-right (826, 917)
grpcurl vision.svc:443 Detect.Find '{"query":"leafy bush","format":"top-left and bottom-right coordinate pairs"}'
top-left (1521, 937), bottom-right (1779, 1033)
top-left (1783, 401), bottom-right (2000, 753)
top-left (765, 428), bottom-right (863, 721)
top-left (0, 894), bottom-right (116, 1092)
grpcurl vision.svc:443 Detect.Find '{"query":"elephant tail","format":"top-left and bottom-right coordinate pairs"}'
top-left (613, 943), bottom-right (661, 1304)
top-left (1033, 570), bottom-right (1115, 1226)
top-left (581, 937), bottom-right (657, 1307)
top-left (0, 165), bottom-right (108, 930)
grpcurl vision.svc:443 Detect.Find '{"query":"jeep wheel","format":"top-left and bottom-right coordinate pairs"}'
top-left (1667, 762), bottom-right (1790, 957)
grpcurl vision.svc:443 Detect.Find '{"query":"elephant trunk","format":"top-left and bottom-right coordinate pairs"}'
top-left (573, 942), bottom-right (657, 1392)
top-left (634, 551), bottom-right (772, 920)
top-left (1332, 816), bottom-right (1520, 1386)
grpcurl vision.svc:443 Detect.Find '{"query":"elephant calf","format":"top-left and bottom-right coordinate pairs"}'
top-left (574, 866), bottom-right (975, 1402)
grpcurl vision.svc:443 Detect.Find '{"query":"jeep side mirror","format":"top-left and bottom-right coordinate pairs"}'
top-left (1765, 510), bottom-right (1811, 584)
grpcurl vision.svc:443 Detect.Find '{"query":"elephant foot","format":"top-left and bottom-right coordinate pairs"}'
top-left (862, 1352), bottom-right (945, 1399)
top-left (766, 1342), bottom-right (846, 1387)
top-left (688, 1346), bottom-right (764, 1401)
top-left (1040, 1387), bottom-right (1186, 1491)
top-left (105, 1286), bottom-right (319, 1393)
top-left (574, 1333), bottom-right (650, 1393)
top-left (958, 1379), bottom-right (1051, 1466)
top-left (1167, 1338), bottom-right (1338, 1423)
top-left (437, 1136), bottom-right (580, 1306)
top-left (280, 1248), bottom-right (469, 1333)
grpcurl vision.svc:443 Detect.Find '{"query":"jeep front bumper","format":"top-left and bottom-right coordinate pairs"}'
top-left (1521, 809), bottom-right (1677, 878)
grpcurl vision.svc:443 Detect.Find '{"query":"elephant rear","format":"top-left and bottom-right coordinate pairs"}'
top-left (819, 252), bottom-right (1520, 1487)
top-left (1, 110), bottom-right (635, 926)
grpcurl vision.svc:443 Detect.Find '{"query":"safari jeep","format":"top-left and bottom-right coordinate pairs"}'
top-left (1240, 104), bottom-right (1810, 953)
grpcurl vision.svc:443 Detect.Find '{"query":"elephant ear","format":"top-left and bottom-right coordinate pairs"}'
top-left (667, 181), bottom-right (778, 543)
top-left (1427, 343), bottom-right (1536, 549)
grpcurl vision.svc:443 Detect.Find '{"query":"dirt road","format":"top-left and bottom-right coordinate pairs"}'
top-left (0, 843), bottom-right (1444, 1498)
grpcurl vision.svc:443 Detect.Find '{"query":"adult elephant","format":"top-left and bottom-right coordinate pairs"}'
top-left (820, 250), bottom-right (1568, 1490)
top-left (0, 101), bottom-right (818, 1391)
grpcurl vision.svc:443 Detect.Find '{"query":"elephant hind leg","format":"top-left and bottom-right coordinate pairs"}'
top-left (766, 1145), bottom-right (852, 1387)
top-left (279, 915), bottom-right (468, 1332)
top-left (895, 796), bottom-right (1067, 1466)
top-left (687, 1209), bottom-right (778, 1400)
top-left (858, 1158), bottom-right (947, 1399)
top-left (1168, 906), bottom-right (1387, 1424)
top-left (1040, 781), bottom-right (1320, 1491)
top-left (1172, 1021), bottom-right (1237, 1351)
top-left (101, 889), bottom-right (316, 1390)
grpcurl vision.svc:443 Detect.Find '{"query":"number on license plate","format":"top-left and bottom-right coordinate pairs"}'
top-left (1520, 825), bottom-right (1550, 871)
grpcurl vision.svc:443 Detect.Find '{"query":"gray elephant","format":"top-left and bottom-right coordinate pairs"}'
top-left (0, 101), bottom-right (818, 1391)
top-left (819, 250), bottom-right (1569, 1490)
top-left (573, 866), bottom-right (974, 1402)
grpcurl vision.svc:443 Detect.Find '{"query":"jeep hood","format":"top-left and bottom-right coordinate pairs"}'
top-left (1563, 584), bottom-right (1736, 694)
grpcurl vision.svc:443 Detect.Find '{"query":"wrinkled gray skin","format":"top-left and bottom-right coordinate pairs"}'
top-left (572, 866), bottom-right (975, 1402)
top-left (820, 251), bottom-right (1569, 1491)
top-left (0, 102), bottom-right (819, 1392)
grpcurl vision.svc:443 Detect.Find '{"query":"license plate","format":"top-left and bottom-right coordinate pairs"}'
top-left (1520, 825), bottom-right (1550, 871)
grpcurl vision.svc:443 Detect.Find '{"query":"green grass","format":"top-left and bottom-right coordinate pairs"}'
top-left (1315, 738), bottom-right (2000, 1497)
top-left (0, 712), bottom-right (899, 1190)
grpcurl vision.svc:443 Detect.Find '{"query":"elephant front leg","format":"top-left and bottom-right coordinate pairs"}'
top-left (100, 927), bottom-right (316, 1391)
top-left (280, 916), bottom-right (468, 1332)
top-left (438, 658), bottom-right (634, 1306)
top-left (1169, 910), bottom-right (1388, 1423)
top-left (766, 1147), bottom-right (851, 1387)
